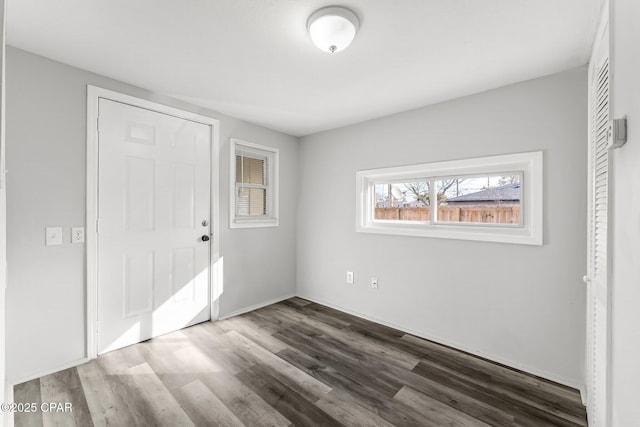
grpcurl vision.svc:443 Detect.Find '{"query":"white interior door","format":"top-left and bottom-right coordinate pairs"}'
top-left (586, 11), bottom-right (610, 426)
top-left (97, 98), bottom-right (211, 355)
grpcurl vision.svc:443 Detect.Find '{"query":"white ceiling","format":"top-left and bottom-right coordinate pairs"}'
top-left (7, 0), bottom-right (603, 136)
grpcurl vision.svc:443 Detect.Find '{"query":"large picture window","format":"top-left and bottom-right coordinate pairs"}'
top-left (356, 152), bottom-right (542, 245)
top-left (230, 139), bottom-right (279, 228)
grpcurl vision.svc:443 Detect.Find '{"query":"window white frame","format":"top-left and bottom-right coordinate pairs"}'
top-left (230, 138), bottom-right (279, 228)
top-left (356, 151), bottom-right (543, 245)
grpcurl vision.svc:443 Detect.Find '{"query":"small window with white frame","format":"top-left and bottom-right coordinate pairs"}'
top-left (356, 151), bottom-right (542, 245)
top-left (230, 139), bottom-right (279, 228)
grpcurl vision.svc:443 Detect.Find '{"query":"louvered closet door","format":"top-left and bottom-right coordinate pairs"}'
top-left (586, 17), bottom-right (610, 427)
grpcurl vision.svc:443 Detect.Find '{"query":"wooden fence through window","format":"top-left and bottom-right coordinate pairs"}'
top-left (374, 206), bottom-right (521, 224)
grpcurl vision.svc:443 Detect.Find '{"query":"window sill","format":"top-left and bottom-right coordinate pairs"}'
top-left (230, 218), bottom-right (279, 229)
top-left (356, 221), bottom-right (541, 245)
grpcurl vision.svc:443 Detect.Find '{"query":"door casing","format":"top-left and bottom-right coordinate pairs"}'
top-left (86, 85), bottom-right (221, 360)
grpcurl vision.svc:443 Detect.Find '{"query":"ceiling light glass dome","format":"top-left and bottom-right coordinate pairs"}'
top-left (307, 6), bottom-right (360, 54)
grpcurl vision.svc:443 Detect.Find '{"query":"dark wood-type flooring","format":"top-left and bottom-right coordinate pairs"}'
top-left (14, 297), bottom-right (587, 426)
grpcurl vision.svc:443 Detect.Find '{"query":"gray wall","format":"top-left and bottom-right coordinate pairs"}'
top-left (5, 47), bottom-right (297, 382)
top-left (610, 0), bottom-right (640, 423)
top-left (297, 67), bottom-right (588, 387)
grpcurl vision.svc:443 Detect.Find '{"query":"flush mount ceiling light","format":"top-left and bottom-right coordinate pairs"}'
top-left (307, 6), bottom-right (360, 54)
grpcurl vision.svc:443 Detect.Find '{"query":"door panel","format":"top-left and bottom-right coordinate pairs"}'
top-left (97, 99), bottom-right (211, 355)
top-left (173, 163), bottom-right (196, 229)
top-left (123, 251), bottom-right (154, 317)
top-left (125, 156), bottom-right (155, 232)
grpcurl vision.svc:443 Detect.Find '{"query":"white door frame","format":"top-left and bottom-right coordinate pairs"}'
top-left (85, 85), bottom-right (220, 360)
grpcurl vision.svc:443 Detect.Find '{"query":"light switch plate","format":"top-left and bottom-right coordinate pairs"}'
top-left (346, 271), bottom-right (354, 285)
top-left (46, 227), bottom-right (63, 246)
top-left (71, 227), bottom-right (85, 243)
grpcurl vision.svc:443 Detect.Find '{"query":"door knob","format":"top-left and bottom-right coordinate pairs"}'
top-left (201, 235), bottom-right (210, 242)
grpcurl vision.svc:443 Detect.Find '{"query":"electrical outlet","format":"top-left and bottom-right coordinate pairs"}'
top-left (371, 277), bottom-right (378, 290)
top-left (346, 271), bottom-right (354, 284)
top-left (71, 227), bottom-right (85, 243)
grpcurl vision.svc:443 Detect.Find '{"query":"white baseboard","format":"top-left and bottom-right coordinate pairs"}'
top-left (297, 293), bottom-right (581, 390)
top-left (9, 357), bottom-right (89, 388)
top-left (580, 385), bottom-right (588, 406)
top-left (218, 293), bottom-right (295, 320)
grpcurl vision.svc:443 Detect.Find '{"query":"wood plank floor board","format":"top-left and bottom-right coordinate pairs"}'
top-left (137, 332), bottom-right (293, 427)
top-left (273, 326), bottom-right (404, 400)
top-left (274, 334), bottom-right (495, 427)
top-left (221, 329), bottom-right (332, 402)
top-left (180, 322), bottom-right (255, 375)
top-left (171, 380), bottom-right (244, 427)
top-left (14, 297), bottom-right (587, 427)
top-left (249, 305), bottom-right (312, 333)
top-left (96, 343), bottom-right (147, 375)
top-left (243, 310), bottom-right (290, 334)
top-left (276, 301), bottom-right (352, 330)
top-left (13, 380), bottom-right (43, 427)
top-left (309, 336), bottom-right (518, 427)
top-left (274, 335), bottom-right (493, 427)
top-left (95, 353), bottom-right (172, 426)
top-left (275, 345), bottom-right (393, 411)
top-left (236, 364), bottom-right (343, 427)
top-left (287, 297), bottom-right (312, 307)
top-left (119, 362), bottom-right (194, 427)
top-left (290, 328), bottom-right (406, 395)
top-left (293, 302), bottom-right (405, 339)
top-left (394, 385), bottom-right (493, 427)
top-left (135, 339), bottom-right (204, 392)
top-left (412, 359), bottom-right (585, 427)
top-left (276, 347), bottom-right (327, 375)
top-left (401, 334), bottom-right (583, 405)
top-left (76, 361), bottom-right (140, 427)
top-left (260, 304), bottom-right (420, 370)
top-left (324, 383), bottom-right (463, 427)
top-left (375, 357), bottom-right (518, 426)
top-left (400, 333), bottom-right (586, 418)
top-left (314, 389), bottom-right (397, 427)
top-left (415, 353), bottom-right (586, 424)
top-left (217, 315), bottom-right (290, 354)
top-left (199, 372), bottom-right (293, 427)
top-left (39, 368), bottom-right (93, 427)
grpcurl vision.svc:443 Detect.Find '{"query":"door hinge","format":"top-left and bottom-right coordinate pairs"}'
top-left (96, 321), bottom-right (100, 334)
top-left (96, 116), bottom-right (100, 132)
top-left (96, 218), bottom-right (100, 234)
